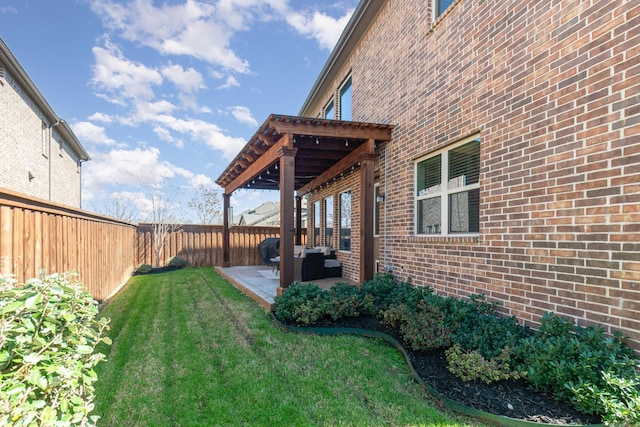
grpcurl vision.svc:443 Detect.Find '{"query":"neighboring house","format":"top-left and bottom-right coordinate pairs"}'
top-left (0, 38), bottom-right (89, 208)
top-left (237, 200), bottom-right (308, 227)
top-left (218, 0), bottom-right (640, 349)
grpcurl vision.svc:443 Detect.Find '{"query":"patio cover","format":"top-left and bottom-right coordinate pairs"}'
top-left (216, 114), bottom-right (394, 293)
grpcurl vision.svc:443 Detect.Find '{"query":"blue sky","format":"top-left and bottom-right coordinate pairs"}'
top-left (0, 0), bottom-right (358, 222)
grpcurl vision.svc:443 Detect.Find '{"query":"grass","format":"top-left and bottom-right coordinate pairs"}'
top-left (94, 267), bottom-right (482, 426)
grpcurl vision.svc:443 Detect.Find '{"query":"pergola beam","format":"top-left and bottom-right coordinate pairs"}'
top-left (297, 139), bottom-right (375, 196)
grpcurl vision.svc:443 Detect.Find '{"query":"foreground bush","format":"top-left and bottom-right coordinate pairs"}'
top-left (0, 273), bottom-right (111, 426)
top-left (166, 256), bottom-right (187, 268)
top-left (514, 313), bottom-right (640, 425)
top-left (273, 274), bottom-right (640, 425)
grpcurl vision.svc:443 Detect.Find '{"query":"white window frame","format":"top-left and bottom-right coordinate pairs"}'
top-left (414, 134), bottom-right (480, 236)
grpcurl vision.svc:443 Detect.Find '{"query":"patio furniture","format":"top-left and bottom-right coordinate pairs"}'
top-left (258, 237), bottom-right (280, 265)
top-left (293, 251), bottom-right (326, 282)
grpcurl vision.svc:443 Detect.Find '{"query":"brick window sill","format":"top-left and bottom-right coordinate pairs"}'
top-left (408, 235), bottom-right (480, 244)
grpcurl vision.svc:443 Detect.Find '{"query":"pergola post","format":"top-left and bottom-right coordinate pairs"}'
top-left (222, 193), bottom-right (231, 267)
top-left (359, 149), bottom-right (376, 283)
top-left (277, 143), bottom-right (297, 295)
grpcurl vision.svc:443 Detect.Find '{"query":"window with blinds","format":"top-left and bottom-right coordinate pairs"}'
top-left (415, 135), bottom-right (480, 235)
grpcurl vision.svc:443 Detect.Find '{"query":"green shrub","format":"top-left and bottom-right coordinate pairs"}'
top-left (383, 301), bottom-right (453, 352)
top-left (273, 282), bottom-right (330, 325)
top-left (445, 344), bottom-right (525, 384)
top-left (454, 313), bottom-right (529, 359)
top-left (166, 257), bottom-right (187, 268)
top-left (327, 282), bottom-right (362, 320)
top-left (359, 274), bottom-right (422, 315)
top-left (0, 273), bottom-right (111, 426)
top-left (133, 264), bottom-right (153, 275)
top-left (514, 313), bottom-right (639, 424)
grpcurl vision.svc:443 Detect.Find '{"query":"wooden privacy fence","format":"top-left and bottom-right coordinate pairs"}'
top-left (1, 188), bottom-right (308, 300)
top-left (0, 188), bottom-right (137, 301)
top-left (136, 224), bottom-right (307, 268)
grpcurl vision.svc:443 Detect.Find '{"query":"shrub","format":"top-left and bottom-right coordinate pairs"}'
top-left (133, 264), bottom-right (153, 275)
top-left (454, 313), bottom-right (529, 359)
top-left (166, 257), bottom-right (187, 268)
top-left (445, 344), bottom-right (525, 384)
top-left (383, 301), bottom-right (454, 352)
top-left (359, 274), bottom-right (422, 315)
top-left (273, 282), bottom-right (330, 325)
top-left (327, 282), bottom-right (362, 320)
top-left (0, 273), bottom-right (111, 426)
top-left (514, 313), bottom-right (639, 424)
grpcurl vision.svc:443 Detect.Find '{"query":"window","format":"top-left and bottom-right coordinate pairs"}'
top-left (324, 99), bottom-right (335, 120)
top-left (434, 0), bottom-right (454, 18)
top-left (339, 190), bottom-right (351, 251)
top-left (339, 76), bottom-right (352, 121)
top-left (324, 196), bottom-right (334, 246)
top-left (415, 136), bottom-right (480, 235)
top-left (313, 201), bottom-right (321, 246)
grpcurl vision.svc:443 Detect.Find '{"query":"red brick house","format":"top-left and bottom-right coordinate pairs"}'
top-left (217, 0), bottom-right (640, 349)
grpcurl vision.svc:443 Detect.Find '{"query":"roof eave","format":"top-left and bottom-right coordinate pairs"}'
top-left (0, 38), bottom-right (90, 161)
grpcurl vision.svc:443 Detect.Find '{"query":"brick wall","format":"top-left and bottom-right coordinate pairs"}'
top-left (304, 0), bottom-right (640, 348)
top-left (0, 58), bottom-right (82, 207)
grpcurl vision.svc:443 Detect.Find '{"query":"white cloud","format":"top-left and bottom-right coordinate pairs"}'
top-left (151, 114), bottom-right (245, 159)
top-left (83, 146), bottom-right (178, 194)
top-left (218, 75), bottom-right (240, 89)
top-left (286, 7), bottom-right (355, 50)
top-left (88, 112), bottom-right (113, 123)
top-left (90, 0), bottom-right (250, 73)
top-left (161, 63), bottom-right (205, 93)
top-left (229, 106), bottom-right (258, 127)
top-left (71, 121), bottom-right (117, 146)
top-left (189, 174), bottom-right (215, 188)
top-left (153, 126), bottom-right (184, 149)
top-left (91, 42), bottom-right (163, 101)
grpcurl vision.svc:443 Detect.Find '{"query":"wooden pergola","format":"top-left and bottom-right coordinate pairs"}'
top-left (216, 114), bottom-right (394, 294)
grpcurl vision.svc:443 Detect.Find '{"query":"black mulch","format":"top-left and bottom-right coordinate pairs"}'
top-left (304, 315), bottom-right (602, 426)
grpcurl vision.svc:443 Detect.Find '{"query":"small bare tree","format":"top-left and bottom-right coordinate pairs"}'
top-left (149, 190), bottom-right (181, 267)
top-left (187, 184), bottom-right (222, 224)
top-left (100, 194), bottom-right (140, 223)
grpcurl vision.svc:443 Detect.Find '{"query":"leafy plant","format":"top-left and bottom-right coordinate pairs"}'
top-left (0, 273), bottom-right (111, 426)
top-left (514, 313), bottom-right (639, 424)
top-left (327, 282), bottom-right (362, 320)
top-left (569, 370), bottom-right (640, 426)
top-left (273, 282), bottom-right (330, 325)
top-left (383, 301), bottom-right (453, 352)
top-left (445, 344), bottom-right (525, 384)
top-left (166, 256), bottom-right (187, 268)
top-left (454, 313), bottom-right (529, 359)
top-left (133, 264), bottom-right (153, 275)
top-left (359, 274), bottom-right (421, 315)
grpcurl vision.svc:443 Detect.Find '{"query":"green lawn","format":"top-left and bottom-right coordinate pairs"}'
top-left (94, 267), bottom-right (482, 426)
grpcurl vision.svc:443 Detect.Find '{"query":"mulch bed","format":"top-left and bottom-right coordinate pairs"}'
top-left (298, 315), bottom-right (602, 425)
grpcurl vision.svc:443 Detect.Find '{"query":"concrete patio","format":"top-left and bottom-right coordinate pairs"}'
top-left (214, 265), bottom-right (357, 310)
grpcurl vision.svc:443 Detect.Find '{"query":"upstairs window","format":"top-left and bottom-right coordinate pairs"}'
top-left (415, 135), bottom-right (480, 235)
top-left (324, 99), bottom-right (335, 120)
top-left (435, 0), bottom-right (454, 18)
top-left (339, 76), bottom-right (352, 121)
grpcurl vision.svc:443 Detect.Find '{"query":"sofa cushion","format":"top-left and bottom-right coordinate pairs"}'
top-left (301, 247), bottom-right (321, 258)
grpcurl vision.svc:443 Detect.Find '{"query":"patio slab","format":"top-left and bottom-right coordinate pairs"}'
top-left (214, 265), bottom-right (357, 310)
